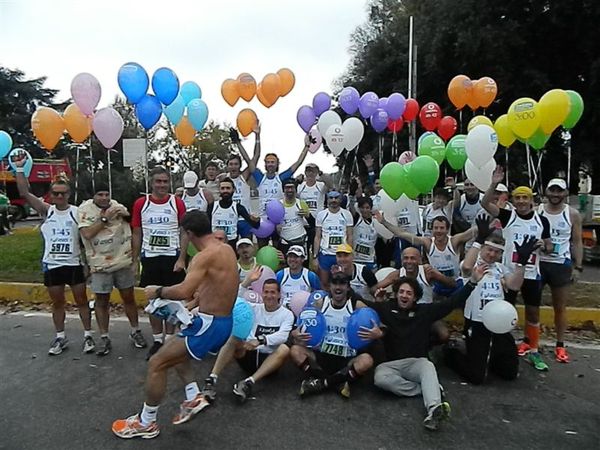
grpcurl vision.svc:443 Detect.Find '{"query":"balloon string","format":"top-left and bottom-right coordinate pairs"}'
top-left (144, 130), bottom-right (149, 194)
top-left (378, 136), bottom-right (382, 172)
top-left (505, 147), bottom-right (509, 188)
top-left (536, 151), bottom-right (544, 193)
top-left (567, 138), bottom-right (572, 192)
top-left (89, 135), bottom-right (95, 193)
top-left (525, 142), bottom-right (532, 186)
top-left (75, 146), bottom-right (80, 204)
top-left (108, 148), bottom-right (113, 198)
top-left (459, 110), bottom-right (463, 134)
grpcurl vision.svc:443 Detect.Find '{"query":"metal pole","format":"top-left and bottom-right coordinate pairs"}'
top-left (505, 147), bottom-right (509, 188)
top-left (567, 140), bottom-right (572, 190)
top-left (89, 136), bottom-right (95, 193)
top-left (408, 16), bottom-right (413, 98)
top-left (107, 149), bottom-right (113, 198)
top-left (75, 146), bottom-right (80, 204)
top-left (409, 45), bottom-right (418, 153)
top-left (144, 130), bottom-right (149, 194)
top-left (525, 142), bottom-right (532, 186)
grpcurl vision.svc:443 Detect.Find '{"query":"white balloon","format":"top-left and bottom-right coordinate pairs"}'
top-left (324, 124), bottom-right (345, 156)
top-left (465, 159), bottom-right (496, 192)
top-left (465, 124), bottom-right (498, 168)
top-left (317, 110), bottom-right (342, 137)
top-left (342, 117), bottom-right (365, 150)
top-left (482, 300), bottom-right (518, 334)
top-left (376, 267), bottom-right (397, 294)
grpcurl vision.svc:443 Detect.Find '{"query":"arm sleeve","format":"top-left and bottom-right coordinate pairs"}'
top-left (252, 169), bottom-right (264, 184)
top-left (175, 197), bottom-right (187, 222)
top-left (315, 211), bottom-right (325, 227)
top-left (279, 169), bottom-right (294, 180)
top-left (540, 215), bottom-right (551, 239)
top-left (308, 271), bottom-right (321, 289)
top-left (264, 310), bottom-right (294, 347)
top-left (237, 204), bottom-right (260, 227)
top-left (362, 266), bottom-right (378, 287)
top-left (77, 203), bottom-right (96, 229)
top-left (130, 198), bottom-right (144, 228)
top-left (498, 208), bottom-right (512, 228)
top-left (276, 270), bottom-right (284, 285)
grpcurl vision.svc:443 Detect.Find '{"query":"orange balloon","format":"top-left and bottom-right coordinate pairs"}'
top-left (236, 109), bottom-right (258, 137)
top-left (472, 77), bottom-right (497, 108)
top-left (277, 68), bottom-right (295, 97)
top-left (261, 73), bottom-right (281, 104)
top-left (175, 116), bottom-right (196, 146)
top-left (447, 75), bottom-right (473, 110)
top-left (31, 107), bottom-right (64, 150)
top-left (221, 79), bottom-right (240, 107)
top-left (63, 104), bottom-right (93, 143)
top-left (256, 83), bottom-right (276, 108)
top-left (237, 73), bottom-right (257, 102)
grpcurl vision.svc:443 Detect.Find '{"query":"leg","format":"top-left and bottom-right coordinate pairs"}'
top-left (374, 360), bottom-right (423, 398)
top-left (47, 285), bottom-right (67, 333)
top-left (145, 338), bottom-right (190, 405)
top-left (430, 320), bottom-right (450, 346)
top-left (119, 287), bottom-right (140, 329)
top-left (551, 285), bottom-right (569, 345)
top-left (489, 332), bottom-right (519, 381)
top-left (212, 336), bottom-right (243, 376)
top-left (252, 344), bottom-right (290, 382)
top-left (444, 321), bottom-right (492, 385)
top-left (94, 293), bottom-right (111, 335)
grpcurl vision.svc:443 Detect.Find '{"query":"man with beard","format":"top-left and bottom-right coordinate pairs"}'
top-left (276, 246), bottom-right (320, 307)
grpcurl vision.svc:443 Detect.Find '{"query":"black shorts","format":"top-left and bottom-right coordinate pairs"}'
top-left (315, 351), bottom-right (351, 375)
top-left (43, 265), bottom-right (85, 287)
top-left (505, 278), bottom-right (542, 307)
top-left (236, 350), bottom-right (270, 374)
top-left (140, 255), bottom-right (186, 288)
top-left (540, 261), bottom-right (572, 288)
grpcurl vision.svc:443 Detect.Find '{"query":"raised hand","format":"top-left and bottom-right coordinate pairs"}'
top-left (514, 235), bottom-right (538, 265)
top-left (475, 213), bottom-right (493, 244)
top-left (492, 165), bottom-right (504, 184)
top-left (470, 262), bottom-right (489, 283)
top-left (229, 128), bottom-right (240, 144)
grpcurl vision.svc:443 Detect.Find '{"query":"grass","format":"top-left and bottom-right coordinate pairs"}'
top-left (0, 227), bottom-right (44, 283)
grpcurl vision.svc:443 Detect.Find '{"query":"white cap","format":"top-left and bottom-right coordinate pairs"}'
top-left (236, 238), bottom-right (253, 248)
top-left (287, 245), bottom-right (306, 258)
top-left (183, 171), bottom-right (198, 188)
top-left (495, 183), bottom-right (509, 193)
top-left (547, 178), bottom-right (567, 190)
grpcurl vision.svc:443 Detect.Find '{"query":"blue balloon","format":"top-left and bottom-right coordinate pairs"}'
top-left (181, 81), bottom-right (202, 104)
top-left (118, 62), bottom-right (149, 104)
top-left (0, 131), bottom-right (13, 159)
top-left (152, 67), bottom-right (179, 106)
top-left (164, 94), bottom-right (185, 125)
top-left (8, 148), bottom-right (33, 178)
top-left (232, 298), bottom-right (254, 339)
top-left (135, 94), bottom-right (163, 130)
top-left (346, 307), bottom-right (381, 350)
top-left (187, 99), bottom-right (209, 131)
top-left (296, 307), bottom-right (326, 347)
top-left (307, 290), bottom-right (327, 307)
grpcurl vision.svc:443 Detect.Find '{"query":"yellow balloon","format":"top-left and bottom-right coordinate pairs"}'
top-left (507, 97), bottom-right (541, 139)
top-left (494, 114), bottom-right (516, 147)
top-left (538, 89), bottom-right (570, 134)
top-left (467, 115), bottom-right (493, 132)
top-left (31, 107), bottom-right (64, 150)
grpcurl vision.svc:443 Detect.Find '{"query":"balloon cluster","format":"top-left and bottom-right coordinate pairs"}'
top-left (221, 69), bottom-right (295, 108)
top-left (447, 75), bottom-right (498, 110)
top-left (251, 199), bottom-right (285, 239)
top-left (380, 155), bottom-right (440, 201)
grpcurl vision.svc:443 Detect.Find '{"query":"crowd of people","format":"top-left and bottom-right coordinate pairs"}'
top-left (9, 124), bottom-right (583, 439)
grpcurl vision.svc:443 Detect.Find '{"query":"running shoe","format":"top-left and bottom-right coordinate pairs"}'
top-left (528, 352), bottom-right (549, 371)
top-left (337, 382), bottom-right (351, 399)
top-left (200, 377), bottom-right (217, 403)
top-left (112, 414), bottom-right (159, 439)
top-left (517, 341), bottom-right (531, 357)
top-left (130, 330), bottom-right (148, 349)
top-left (82, 336), bottom-right (95, 354)
top-left (146, 341), bottom-right (163, 361)
top-left (299, 378), bottom-right (326, 398)
top-left (555, 346), bottom-right (570, 363)
top-left (96, 336), bottom-right (112, 356)
top-left (423, 402), bottom-right (451, 431)
top-left (233, 380), bottom-right (253, 404)
top-left (48, 337), bottom-right (68, 356)
top-left (172, 394), bottom-right (210, 425)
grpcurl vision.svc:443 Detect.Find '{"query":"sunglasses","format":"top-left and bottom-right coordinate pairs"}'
top-left (51, 191), bottom-right (68, 197)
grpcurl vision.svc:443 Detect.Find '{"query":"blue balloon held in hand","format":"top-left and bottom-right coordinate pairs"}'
top-left (135, 94), bottom-right (162, 130)
top-left (187, 99), bottom-right (209, 131)
top-left (307, 290), bottom-right (327, 307)
top-left (346, 307), bottom-right (381, 350)
top-left (152, 67), bottom-right (180, 106)
top-left (8, 148), bottom-right (33, 178)
top-left (164, 94), bottom-right (185, 125)
top-left (118, 62), bottom-right (149, 104)
top-left (232, 298), bottom-right (254, 340)
top-left (181, 81), bottom-right (202, 104)
top-left (296, 307), bottom-right (326, 347)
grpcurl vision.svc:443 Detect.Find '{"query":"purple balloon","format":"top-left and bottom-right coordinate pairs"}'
top-left (312, 92), bottom-right (331, 117)
top-left (378, 97), bottom-right (389, 110)
top-left (296, 105), bottom-right (316, 133)
top-left (370, 108), bottom-right (389, 133)
top-left (252, 220), bottom-right (276, 239)
top-left (265, 200), bottom-right (285, 224)
top-left (93, 107), bottom-right (124, 149)
top-left (359, 92), bottom-right (379, 119)
top-left (339, 87), bottom-right (360, 115)
top-left (71, 73), bottom-right (101, 116)
top-left (386, 93), bottom-right (407, 120)
top-left (250, 266), bottom-right (276, 293)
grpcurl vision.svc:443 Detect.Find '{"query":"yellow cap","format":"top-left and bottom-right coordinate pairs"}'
top-left (512, 186), bottom-right (533, 197)
top-left (336, 244), bottom-right (353, 254)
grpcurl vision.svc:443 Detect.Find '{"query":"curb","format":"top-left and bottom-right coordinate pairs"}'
top-left (1, 282), bottom-right (599, 328)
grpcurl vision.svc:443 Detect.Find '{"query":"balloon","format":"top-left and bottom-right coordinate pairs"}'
top-left (398, 150), bottom-right (416, 165)
top-left (261, 73), bottom-right (281, 105)
top-left (378, 97), bottom-right (388, 111)
top-left (359, 92), bottom-right (379, 119)
top-left (538, 89), bottom-right (569, 135)
top-left (251, 219), bottom-right (276, 239)
top-left (507, 97), bottom-right (541, 139)
top-left (494, 114), bottom-right (516, 147)
top-left (243, 290), bottom-right (263, 304)
top-left (324, 124), bottom-right (345, 157)
top-left (7, 148), bottom-right (33, 177)
top-left (418, 131), bottom-right (436, 147)
top-left (175, 116), bottom-right (195, 146)
top-left (445, 135), bottom-right (468, 170)
top-left (400, 164), bottom-right (422, 199)
top-left (70, 73), bottom-right (101, 116)
top-left (386, 93), bottom-right (406, 120)
top-left (465, 124), bottom-right (498, 168)
top-left (403, 98), bottom-right (419, 121)
top-left (31, 107), bottom-right (64, 150)
top-left (482, 300), bottom-right (518, 334)
top-left (250, 265), bottom-right (276, 293)
top-left (409, 155), bottom-right (440, 194)
top-left (187, 99), bottom-right (209, 131)
top-left (289, 291), bottom-right (311, 317)
top-left (317, 110), bottom-right (342, 137)
top-left (307, 290), bottom-right (327, 307)
top-left (437, 116), bottom-right (457, 141)
top-left (308, 128), bottom-right (322, 153)
top-left (370, 108), bottom-right (389, 133)
top-left (235, 73), bottom-right (256, 102)
top-left (312, 92), bottom-right (332, 117)
top-left (339, 87), bottom-right (360, 114)
top-left (232, 298), bottom-right (255, 339)
top-left (375, 267), bottom-right (397, 294)
top-left (151, 67), bottom-right (179, 106)
top-left (447, 75), bottom-right (473, 110)
top-left (296, 307), bottom-right (326, 347)
top-left (387, 117), bottom-right (404, 133)
top-left (346, 307), bottom-right (381, 350)
top-left (164, 94), bottom-right (185, 125)
top-left (418, 134), bottom-right (446, 165)
top-left (380, 162), bottom-right (404, 200)
top-left (468, 115), bottom-right (494, 132)
top-left (93, 107), bottom-right (124, 149)
top-left (256, 245), bottom-right (280, 271)
top-left (181, 81), bottom-right (202, 104)
top-left (63, 104), bottom-right (93, 143)
top-left (256, 83), bottom-right (277, 108)
top-left (221, 79), bottom-right (240, 107)
top-left (528, 128), bottom-right (551, 151)
top-left (341, 117), bottom-right (364, 150)
top-left (0, 131), bottom-right (12, 159)
top-left (265, 199), bottom-right (285, 224)
top-left (466, 81), bottom-right (480, 110)
top-left (562, 90), bottom-right (584, 130)
top-left (297, 105), bottom-right (316, 133)
top-left (373, 217), bottom-right (394, 240)
top-left (472, 77), bottom-right (497, 108)
top-left (117, 62), bottom-right (148, 104)
top-left (236, 109), bottom-right (258, 137)
top-left (135, 94), bottom-right (162, 130)
top-left (419, 102), bottom-right (442, 131)
top-left (277, 68), bottom-right (295, 97)
top-left (465, 159), bottom-right (496, 192)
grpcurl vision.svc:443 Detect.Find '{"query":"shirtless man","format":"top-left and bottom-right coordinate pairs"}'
top-left (112, 211), bottom-right (239, 439)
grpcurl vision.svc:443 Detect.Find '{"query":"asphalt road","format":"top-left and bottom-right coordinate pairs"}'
top-left (1, 312), bottom-right (599, 450)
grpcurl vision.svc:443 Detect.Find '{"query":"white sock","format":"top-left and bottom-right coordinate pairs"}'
top-left (84, 330), bottom-right (93, 338)
top-left (245, 376), bottom-right (255, 385)
top-left (185, 382), bottom-right (200, 401)
top-left (140, 403), bottom-right (159, 426)
top-left (152, 334), bottom-right (164, 343)
top-left (101, 333), bottom-right (109, 339)
top-left (56, 331), bottom-right (66, 339)
top-left (209, 373), bottom-right (219, 383)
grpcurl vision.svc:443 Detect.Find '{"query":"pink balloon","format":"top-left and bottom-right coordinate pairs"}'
top-left (250, 265), bottom-right (276, 294)
top-left (308, 127), bottom-right (322, 154)
top-left (289, 291), bottom-right (310, 317)
top-left (70, 73), bottom-right (101, 116)
top-left (398, 151), bottom-right (416, 165)
top-left (93, 107), bottom-right (124, 149)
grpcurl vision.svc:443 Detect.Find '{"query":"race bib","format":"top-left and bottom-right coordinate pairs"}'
top-left (50, 243), bottom-right (71, 255)
top-left (320, 342), bottom-right (347, 357)
top-left (355, 244), bottom-right (371, 256)
top-left (306, 200), bottom-right (317, 209)
top-left (149, 235), bottom-right (170, 248)
top-left (397, 217), bottom-right (409, 226)
top-left (511, 252), bottom-right (536, 266)
top-left (329, 236), bottom-right (343, 246)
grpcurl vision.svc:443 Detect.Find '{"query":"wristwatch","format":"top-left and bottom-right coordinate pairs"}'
top-left (257, 335), bottom-right (267, 345)
top-left (155, 286), bottom-right (164, 299)
top-left (100, 216), bottom-right (109, 224)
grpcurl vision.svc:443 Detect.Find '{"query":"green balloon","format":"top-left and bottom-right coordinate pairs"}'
top-left (380, 162), bottom-right (404, 200)
top-left (418, 133), bottom-right (446, 165)
top-left (400, 164), bottom-right (421, 199)
top-left (187, 243), bottom-right (198, 257)
top-left (408, 155), bottom-right (440, 194)
top-left (445, 134), bottom-right (467, 170)
top-left (528, 128), bottom-right (550, 150)
top-left (256, 246), bottom-right (280, 271)
top-left (562, 90), bottom-right (584, 130)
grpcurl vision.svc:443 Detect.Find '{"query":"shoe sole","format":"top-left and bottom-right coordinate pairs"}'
top-left (232, 387), bottom-right (248, 403)
top-left (129, 335), bottom-right (147, 349)
top-left (96, 349), bottom-right (111, 357)
top-left (201, 392), bottom-right (217, 403)
top-left (424, 406), bottom-right (445, 431)
top-left (112, 429), bottom-right (160, 439)
top-left (172, 401), bottom-right (210, 425)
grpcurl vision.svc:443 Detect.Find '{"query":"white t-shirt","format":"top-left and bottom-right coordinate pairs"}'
top-left (298, 181), bottom-right (326, 219)
top-left (247, 303), bottom-right (294, 354)
top-left (316, 208), bottom-right (353, 255)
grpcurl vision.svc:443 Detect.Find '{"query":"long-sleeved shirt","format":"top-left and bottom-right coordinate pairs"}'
top-left (248, 303), bottom-right (294, 354)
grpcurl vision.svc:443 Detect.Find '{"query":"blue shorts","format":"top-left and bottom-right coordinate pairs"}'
top-left (318, 253), bottom-right (337, 272)
top-left (179, 313), bottom-right (233, 360)
top-left (237, 219), bottom-right (253, 239)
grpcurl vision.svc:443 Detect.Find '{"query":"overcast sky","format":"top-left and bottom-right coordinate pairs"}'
top-left (0, 0), bottom-right (369, 173)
